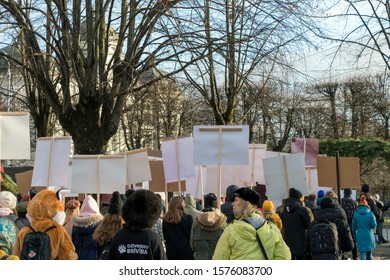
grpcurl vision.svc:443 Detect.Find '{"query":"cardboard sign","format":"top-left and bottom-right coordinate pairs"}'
top-left (148, 160), bottom-right (186, 192)
top-left (15, 170), bottom-right (33, 197)
top-left (317, 156), bottom-right (360, 189)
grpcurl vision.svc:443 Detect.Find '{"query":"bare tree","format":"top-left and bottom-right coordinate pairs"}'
top-left (169, 0), bottom-right (322, 125)
top-left (0, 0), bottom-right (200, 154)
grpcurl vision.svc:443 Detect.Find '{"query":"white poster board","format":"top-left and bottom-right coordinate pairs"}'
top-left (31, 136), bottom-right (72, 187)
top-left (71, 155), bottom-right (126, 194)
top-left (125, 149), bottom-right (152, 185)
top-left (239, 144), bottom-right (267, 184)
top-left (193, 125), bottom-right (249, 165)
top-left (161, 136), bottom-right (196, 183)
top-left (264, 153), bottom-right (308, 200)
top-left (0, 112), bottom-right (30, 159)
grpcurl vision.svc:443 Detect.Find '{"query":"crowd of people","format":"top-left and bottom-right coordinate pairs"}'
top-left (0, 183), bottom-right (388, 260)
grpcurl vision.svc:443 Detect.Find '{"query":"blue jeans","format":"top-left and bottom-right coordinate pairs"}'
top-left (359, 251), bottom-right (372, 260)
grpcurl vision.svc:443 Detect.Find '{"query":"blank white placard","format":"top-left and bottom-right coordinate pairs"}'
top-left (125, 149), bottom-right (152, 185)
top-left (0, 112), bottom-right (30, 159)
top-left (162, 137), bottom-right (196, 183)
top-left (193, 125), bottom-right (249, 166)
top-left (31, 137), bottom-right (72, 187)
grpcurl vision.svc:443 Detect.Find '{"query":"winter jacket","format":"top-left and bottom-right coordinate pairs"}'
top-left (108, 227), bottom-right (166, 260)
top-left (184, 194), bottom-right (200, 221)
top-left (212, 213), bottom-right (291, 260)
top-left (281, 197), bottom-right (313, 258)
top-left (190, 209), bottom-right (226, 260)
top-left (163, 213), bottom-right (194, 260)
top-left (352, 205), bottom-right (377, 252)
top-left (72, 214), bottom-right (103, 260)
top-left (0, 216), bottom-right (18, 254)
top-left (360, 193), bottom-right (380, 220)
top-left (262, 200), bottom-right (282, 230)
top-left (304, 199), bottom-right (354, 259)
top-left (221, 185), bottom-right (239, 223)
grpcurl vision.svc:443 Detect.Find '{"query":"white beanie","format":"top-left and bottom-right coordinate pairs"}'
top-left (0, 191), bottom-right (17, 209)
top-left (79, 195), bottom-right (100, 217)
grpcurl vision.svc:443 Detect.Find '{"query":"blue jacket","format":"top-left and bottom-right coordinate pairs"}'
top-left (351, 205), bottom-right (376, 252)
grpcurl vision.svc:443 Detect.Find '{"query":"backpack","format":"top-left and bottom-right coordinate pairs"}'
top-left (20, 226), bottom-right (56, 260)
top-left (341, 198), bottom-right (356, 225)
top-left (309, 219), bottom-right (340, 260)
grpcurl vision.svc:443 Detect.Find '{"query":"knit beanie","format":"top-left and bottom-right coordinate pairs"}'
top-left (0, 191), bottom-right (17, 209)
top-left (317, 190), bottom-right (325, 198)
top-left (359, 195), bottom-right (368, 206)
top-left (108, 191), bottom-right (123, 214)
top-left (289, 188), bottom-right (303, 200)
top-left (79, 195), bottom-right (100, 217)
top-left (204, 193), bottom-right (217, 208)
top-left (343, 188), bottom-right (352, 196)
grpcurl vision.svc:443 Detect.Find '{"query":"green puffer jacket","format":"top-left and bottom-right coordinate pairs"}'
top-left (212, 213), bottom-right (291, 260)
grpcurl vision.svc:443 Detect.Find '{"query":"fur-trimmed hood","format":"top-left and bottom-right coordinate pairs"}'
top-left (195, 210), bottom-right (227, 231)
top-left (72, 214), bottom-right (103, 228)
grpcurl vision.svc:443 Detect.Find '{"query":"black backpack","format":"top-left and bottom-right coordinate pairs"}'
top-left (20, 226), bottom-right (56, 260)
top-left (309, 219), bottom-right (340, 260)
top-left (341, 198), bottom-right (356, 225)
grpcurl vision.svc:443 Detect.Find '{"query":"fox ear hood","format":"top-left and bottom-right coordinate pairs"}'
top-left (27, 189), bottom-right (64, 220)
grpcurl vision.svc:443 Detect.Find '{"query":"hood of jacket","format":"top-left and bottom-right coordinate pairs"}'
top-left (357, 205), bottom-right (370, 215)
top-left (185, 194), bottom-right (197, 208)
top-left (316, 207), bottom-right (344, 221)
top-left (262, 200), bottom-right (275, 213)
top-left (232, 214), bottom-right (265, 241)
top-left (225, 185), bottom-right (239, 202)
top-left (195, 210), bottom-right (227, 231)
top-left (284, 197), bottom-right (303, 213)
top-left (72, 214), bottom-right (103, 228)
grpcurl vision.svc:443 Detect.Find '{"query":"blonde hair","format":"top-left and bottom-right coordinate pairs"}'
top-left (233, 197), bottom-right (262, 219)
top-left (93, 213), bottom-right (124, 246)
top-left (324, 190), bottom-right (338, 200)
top-left (163, 196), bottom-right (184, 224)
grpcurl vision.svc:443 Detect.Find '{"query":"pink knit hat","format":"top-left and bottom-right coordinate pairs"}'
top-left (79, 195), bottom-right (100, 217)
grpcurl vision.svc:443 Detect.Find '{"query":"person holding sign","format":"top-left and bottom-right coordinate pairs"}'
top-left (213, 187), bottom-right (291, 260)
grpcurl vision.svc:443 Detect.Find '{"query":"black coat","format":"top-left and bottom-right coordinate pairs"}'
top-left (108, 227), bottom-right (166, 260)
top-left (306, 206), bottom-right (354, 258)
top-left (163, 213), bottom-right (194, 260)
top-left (281, 197), bottom-right (313, 258)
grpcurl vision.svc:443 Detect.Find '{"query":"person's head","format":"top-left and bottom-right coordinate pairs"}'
top-left (308, 194), bottom-right (317, 202)
top-left (0, 191), bottom-right (17, 211)
top-left (361, 184), bottom-right (370, 194)
top-left (232, 187), bottom-right (261, 219)
top-left (262, 200), bottom-right (275, 212)
top-left (108, 191), bottom-right (123, 215)
top-left (343, 188), bottom-right (352, 196)
top-left (163, 196), bottom-right (185, 224)
top-left (289, 188), bottom-right (303, 201)
top-left (374, 194), bottom-right (380, 201)
top-left (359, 195), bottom-right (369, 207)
top-left (225, 185), bottom-right (239, 202)
top-left (79, 195), bottom-right (101, 217)
top-left (125, 188), bottom-right (135, 199)
top-left (320, 197), bottom-right (337, 209)
top-left (184, 193), bottom-right (197, 208)
top-left (122, 189), bottom-right (161, 231)
top-left (204, 193), bottom-right (217, 208)
top-left (317, 190), bottom-right (325, 198)
top-left (93, 192), bottom-right (124, 245)
top-left (324, 190), bottom-right (338, 200)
